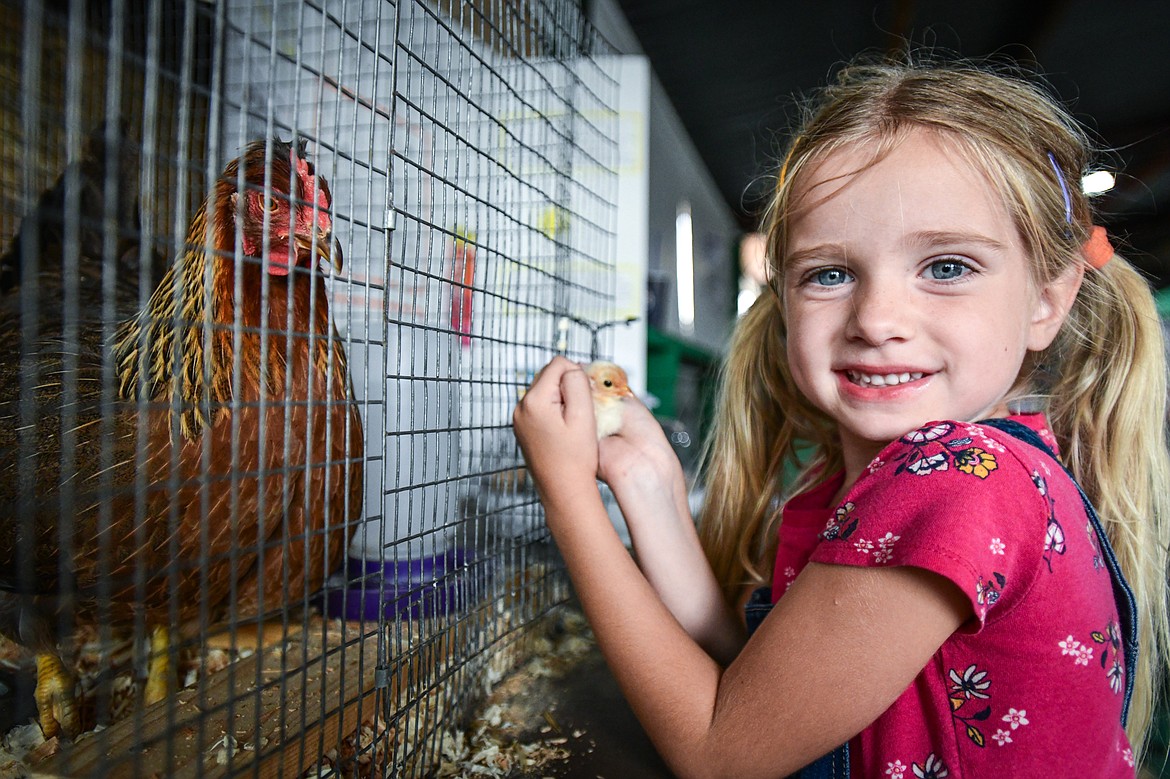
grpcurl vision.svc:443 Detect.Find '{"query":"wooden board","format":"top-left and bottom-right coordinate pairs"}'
top-left (30, 621), bottom-right (389, 779)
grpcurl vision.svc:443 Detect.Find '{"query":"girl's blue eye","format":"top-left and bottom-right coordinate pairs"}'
top-left (928, 259), bottom-right (970, 281)
top-left (812, 267), bottom-right (852, 287)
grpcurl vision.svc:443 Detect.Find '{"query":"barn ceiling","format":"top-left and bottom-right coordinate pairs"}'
top-left (609, 0), bottom-right (1170, 287)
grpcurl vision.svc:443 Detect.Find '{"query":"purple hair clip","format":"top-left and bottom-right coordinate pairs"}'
top-left (1048, 150), bottom-right (1114, 268)
top-left (1047, 151), bottom-right (1074, 235)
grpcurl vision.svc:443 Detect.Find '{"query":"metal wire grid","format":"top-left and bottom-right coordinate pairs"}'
top-left (0, 1), bottom-right (619, 776)
top-left (369, 2), bottom-right (621, 770)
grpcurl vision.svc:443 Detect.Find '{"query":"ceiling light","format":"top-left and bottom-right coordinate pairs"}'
top-left (1082, 170), bottom-right (1116, 196)
top-left (676, 202), bottom-right (695, 334)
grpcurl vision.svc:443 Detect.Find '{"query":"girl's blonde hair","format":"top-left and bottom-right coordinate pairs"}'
top-left (698, 54), bottom-right (1170, 755)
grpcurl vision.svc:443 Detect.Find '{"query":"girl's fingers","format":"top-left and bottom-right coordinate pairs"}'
top-left (514, 357), bottom-right (600, 491)
top-left (516, 358), bottom-right (571, 421)
top-left (525, 356), bottom-right (578, 403)
top-left (560, 365), bottom-right (594, 428)
top-left (516, 356), bottom-right (590, 432)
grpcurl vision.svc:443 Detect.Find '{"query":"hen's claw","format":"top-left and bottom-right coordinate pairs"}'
top-left (35, 653), bottom-right (79, 739)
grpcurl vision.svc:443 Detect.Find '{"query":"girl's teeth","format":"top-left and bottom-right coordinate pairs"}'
top-left (848, 371), bottom-right (924, 387)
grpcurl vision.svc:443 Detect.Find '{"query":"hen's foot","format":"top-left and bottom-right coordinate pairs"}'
top-left (34, 653), bottom-right (79, 739)
top-left (143, 624), bottom-right (174, 705)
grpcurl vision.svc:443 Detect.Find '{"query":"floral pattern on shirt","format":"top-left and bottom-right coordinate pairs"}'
top-left (947, 673), bottom-right (1031, 752)
top-left (798, 418), bottom-right (1131, 777)
top-left (1086, 521), bottom-right (1105, 572)
top-left (1059, 621), bottom-right (1124, 691)
top-left (821, 501), bottom-right (858, 541)
top-left (843, 531), bottom-right (902, 564)
top-left (1033, 471), bottom-right (1066, 572)
top-left (948, 664), bottom-right (994, 747)
top-left (912, 753), bottom-right (950, 778)
top-left (886, 759), bottom-right (908, 778)
top-left (1086, 620), bottom-right (1126, 694)
top-left (961, 424), bottom-right (1006, 453)
top-left (891, 422), bottom-right (1000, 481)
top-left (975, 571), bottom-right (1006, 618)
top-left (821, 425), bottom-right (1002, 545)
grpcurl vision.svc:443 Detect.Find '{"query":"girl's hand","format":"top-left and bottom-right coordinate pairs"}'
top-left (513, 356), bottom-right (600, 507)
top-left (597, 397), bottom-right (684, 496)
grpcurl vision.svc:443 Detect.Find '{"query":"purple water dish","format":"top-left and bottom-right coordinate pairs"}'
top-left (322, 548), bottom-right (477, 621)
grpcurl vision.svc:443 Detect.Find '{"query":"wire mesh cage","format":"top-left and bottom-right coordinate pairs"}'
top-left (0, 1), bottom-right (620, 776)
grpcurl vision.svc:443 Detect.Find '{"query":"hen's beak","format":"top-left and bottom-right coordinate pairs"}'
top-left (295, 231), bottom-right (342, 273)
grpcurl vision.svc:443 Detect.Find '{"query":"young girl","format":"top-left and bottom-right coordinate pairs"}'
top-left (513, 58), bottom-right (1170, 778)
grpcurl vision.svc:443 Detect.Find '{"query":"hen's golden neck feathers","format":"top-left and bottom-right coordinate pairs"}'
top-left (113, 190), bottom-right (233, 440)
top-left (112, 140), bottom-right (339, 442)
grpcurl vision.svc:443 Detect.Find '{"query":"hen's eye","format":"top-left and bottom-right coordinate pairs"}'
top-left (266, 195), bottom-right (281, 213)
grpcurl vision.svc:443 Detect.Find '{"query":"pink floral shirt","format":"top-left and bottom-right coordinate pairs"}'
top-left (772, 415), bottom-right (1135, 778)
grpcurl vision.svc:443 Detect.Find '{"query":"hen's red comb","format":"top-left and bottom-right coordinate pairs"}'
top-left (290, 146), bottom-right (329, 213)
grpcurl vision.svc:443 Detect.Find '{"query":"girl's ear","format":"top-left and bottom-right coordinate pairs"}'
top-left (1027, 262), bottom-right (1085, 351)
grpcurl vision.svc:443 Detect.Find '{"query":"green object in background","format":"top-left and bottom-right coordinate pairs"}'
top-left (1145, 693), bottom-right (1170, 776)
top-left (1156, 285), bottom-right (1170, 319)
top-left (645, 326), bottom-right (720, 471)
top-left (645, 326), bottom-right (718, 419)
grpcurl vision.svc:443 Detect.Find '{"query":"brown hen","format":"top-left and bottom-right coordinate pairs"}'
top-left (0, 138), bottom-right (364, 739)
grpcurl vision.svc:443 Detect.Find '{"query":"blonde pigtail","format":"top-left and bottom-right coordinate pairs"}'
top-left (1045, 255), bottom-right (1170, 754)
top-left (697, 292), bottom-right (838, 605)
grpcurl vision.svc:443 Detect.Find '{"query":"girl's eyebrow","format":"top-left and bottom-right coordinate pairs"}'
top-left (786, 243), bottom-right (848, 266)
top-left (907, 230), bottom-right (1008, 252)
top-left (785, 231), bottom-right (1007, 266)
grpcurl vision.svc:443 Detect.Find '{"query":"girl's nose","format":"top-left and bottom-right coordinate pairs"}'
top-left (845, 279), bottom-right (914, 345)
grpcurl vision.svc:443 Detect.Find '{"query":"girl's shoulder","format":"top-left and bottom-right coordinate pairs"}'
top-left (817, 417), bottom-right (1067, 622)
top-left (822, 417), bottom-right (1058, 549)
top-left (855, 418), bottom-right (1044, 489)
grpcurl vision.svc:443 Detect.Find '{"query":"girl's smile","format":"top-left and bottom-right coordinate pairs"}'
top-left (782, 128), bottom-right (1074, 484)
top-left (837, 367), bottom-right (931, 398)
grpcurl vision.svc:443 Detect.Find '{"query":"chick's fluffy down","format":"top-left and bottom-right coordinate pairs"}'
top-left (584, 361), bottom-right (633, 439)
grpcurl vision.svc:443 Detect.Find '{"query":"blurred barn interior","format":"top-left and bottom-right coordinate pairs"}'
top-left (611, 0), bottom-right (1170, 282)
top-left (2, 0), bottom-right (1169, 777)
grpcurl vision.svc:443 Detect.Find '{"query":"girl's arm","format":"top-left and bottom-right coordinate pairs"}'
top-left (514, 358), bottom-right (971, 779)
top-left (596, 396), bottom-right (747, 665)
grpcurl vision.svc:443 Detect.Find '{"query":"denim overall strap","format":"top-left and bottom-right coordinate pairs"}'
top-left (978, 417), bottom-right (1139, 726)
top-left (745, 586), bottom-right (851, 778)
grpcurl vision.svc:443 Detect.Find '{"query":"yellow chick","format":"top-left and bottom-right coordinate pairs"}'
top-left (585, 361), bottom-right (634, 439)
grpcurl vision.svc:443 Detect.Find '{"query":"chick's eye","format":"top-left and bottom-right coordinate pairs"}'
top-left (603, 379), bottom-right (613, 387)
top-left (927, 258), bottom-right (970, 281)
top-left (809, 267), bottom-right (852, 287)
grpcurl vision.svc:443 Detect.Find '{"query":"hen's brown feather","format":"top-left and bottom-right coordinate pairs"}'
top-left (0, 118), bottom-right (163, 320)
top-left (0, 138), bottom-right (362, 678)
